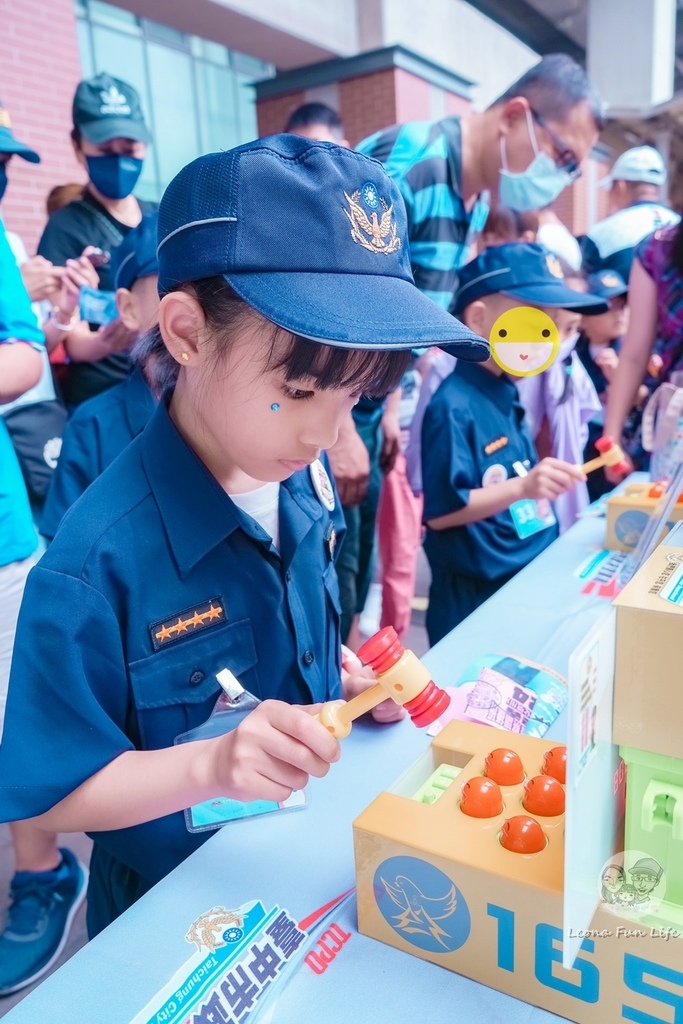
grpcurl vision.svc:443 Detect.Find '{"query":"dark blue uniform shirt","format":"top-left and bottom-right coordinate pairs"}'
top-left (41, 367), bottom-right (156, 539)
top-left (421, 361), bottom-right (558, 581)
top-left (0, 400), bottom-right (344, 933)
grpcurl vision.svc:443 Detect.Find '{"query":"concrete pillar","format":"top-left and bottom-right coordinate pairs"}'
top-left (587, 0), bottom-right (676, 110)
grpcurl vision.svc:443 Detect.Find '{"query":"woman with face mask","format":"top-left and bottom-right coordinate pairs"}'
top-left (37, 73), bottom-right (156, 407)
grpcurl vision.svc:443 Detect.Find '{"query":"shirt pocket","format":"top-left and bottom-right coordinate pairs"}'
top-left (127, 618), bottom-right (259, 749)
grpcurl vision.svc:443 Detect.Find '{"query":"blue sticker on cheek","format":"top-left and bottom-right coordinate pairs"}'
top-left (270, 403), bottom-right (280, 412)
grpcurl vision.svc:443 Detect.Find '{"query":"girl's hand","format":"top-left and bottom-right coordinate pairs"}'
top-left (214, 700), bottom-right (340, 803)
top-left (342, 663), bottom-right (406, 725)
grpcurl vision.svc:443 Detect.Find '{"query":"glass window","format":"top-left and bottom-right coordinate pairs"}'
top-left (191, 36), bottom-right (229, 67)
top-left (76, 18), bottom-right (95, 80)
top-left (147, 41), bottom-right (200, 189)
top-left (194, 62), bottom-right (240, 153)
top-left (235, 73), bottom-right (258, 144)
top-left (88, 0), bottom-right (140, 34)
top-left (75, 0), bottom-right (274, 200)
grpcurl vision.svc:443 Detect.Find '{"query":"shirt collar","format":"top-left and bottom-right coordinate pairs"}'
top-left (141, 400), bottom-right (322, 576)
top-left (454, 359), bottom-right (518, 415)
top-left (124, 367), bottom-right (157, 437)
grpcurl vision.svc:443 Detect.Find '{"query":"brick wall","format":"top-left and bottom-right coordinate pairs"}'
top-left (257, 67), bottom-right (472, 149)
top-left (552, 152), bottom-right (612, 238)
top-left (256, 90), bottom-right (307, 138)
top-left (0, 0), bottom-right (84, 254)
top-left (339, 69), bottom-right (397, 147)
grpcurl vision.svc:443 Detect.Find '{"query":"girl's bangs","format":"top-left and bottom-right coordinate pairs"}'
top-left (267, 331), bottom-right (412, 398)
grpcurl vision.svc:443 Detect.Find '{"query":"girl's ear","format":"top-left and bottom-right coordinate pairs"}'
top-left (158, 291), bottom-right (207, 367)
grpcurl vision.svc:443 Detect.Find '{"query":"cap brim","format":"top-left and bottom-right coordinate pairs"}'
top-left (81, 118), bottom-right (151, 145)
top-left (0, 139), bottom-right (40, 164)
top-left (593, 284), bottom-right (628, 300)
top-left (502, 285), bottom-right (609, 315)
top-left (224, 271), bottom-right (490, 360)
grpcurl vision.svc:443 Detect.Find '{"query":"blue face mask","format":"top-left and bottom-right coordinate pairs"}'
top-left (498, 109), bottom-right (573, 212)
top-left (0, 164), bottom-right (8, 203)
top-left (86, 154), bottom-right (143, 200)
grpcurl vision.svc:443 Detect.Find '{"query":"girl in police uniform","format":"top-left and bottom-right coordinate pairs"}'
top-left (0, 135), bottom-right (486, 935)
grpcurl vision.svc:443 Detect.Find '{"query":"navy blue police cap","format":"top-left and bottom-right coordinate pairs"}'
top-left (111, 212), bottom-right (159, 291)
top-left (584, 268), bottom-right (628, 300)
top-left (452, 243), bottom-right (608, 318)
top-left (156, 134), bottom-right (489, 359)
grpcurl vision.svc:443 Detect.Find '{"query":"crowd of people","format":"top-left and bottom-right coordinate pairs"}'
top-left (0, 51), bottom-right (681, 1000)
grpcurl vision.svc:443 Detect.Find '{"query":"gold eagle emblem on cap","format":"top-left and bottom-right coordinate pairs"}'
top-left (601, 272), bottom-right (622, 287)
top-left (343, 190), bottom-right (401, 255)
top-left (545, 253), bottom-right (564, 279)
top-left (0, 109), bottom-right (12, 129)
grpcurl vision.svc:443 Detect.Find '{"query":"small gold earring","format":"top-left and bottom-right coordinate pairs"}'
top-left (181, 352), bottom-right (189, 362)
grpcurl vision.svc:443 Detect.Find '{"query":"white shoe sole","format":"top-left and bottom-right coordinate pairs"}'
top-left (0, 859), bottom-right (89, 997)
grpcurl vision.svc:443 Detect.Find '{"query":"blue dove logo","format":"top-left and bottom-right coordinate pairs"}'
top-left (374, 856), bottom-right (470, 953)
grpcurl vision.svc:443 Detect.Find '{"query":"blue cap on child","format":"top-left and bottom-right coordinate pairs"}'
top-left (584, 268), bottom-right (628, 300)
top-left (111, 212), bottom-right (159, 291)
top-left (451, 243), bottom-right (609, 318)
top-left (156, 134), bottom-right (489, 359)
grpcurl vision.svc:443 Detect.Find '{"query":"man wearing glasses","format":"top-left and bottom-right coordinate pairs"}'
top-left (357, 53), bottom-right (603, 312)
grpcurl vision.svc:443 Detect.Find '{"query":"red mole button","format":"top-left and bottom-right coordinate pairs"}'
top-left (648, 482), bottom-right (665, 498)
top-left (523, 775), bottom-right (565, 816)
top-left (500, 815), bottom-right (547, 854)
top-left (541, 745), bottom-right (567, 785)
top-left (460, 777), bottom-right (503, 818)
top-left (484, 747), bottom-right (525, 786)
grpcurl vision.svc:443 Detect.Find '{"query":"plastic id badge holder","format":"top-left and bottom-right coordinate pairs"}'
top-left (175, 669), bottom-right (308, 833)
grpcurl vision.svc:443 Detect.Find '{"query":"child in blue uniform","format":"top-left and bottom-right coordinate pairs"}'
top-left (0, 135), bottom-right (487, 936)
top-left (41, 215), bottom-right (160, 539)
top-left (422, 244), bottom-right (606, 645)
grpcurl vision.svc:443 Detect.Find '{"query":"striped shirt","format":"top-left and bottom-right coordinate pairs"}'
top-left (357, 118), bottom-right (489, 309)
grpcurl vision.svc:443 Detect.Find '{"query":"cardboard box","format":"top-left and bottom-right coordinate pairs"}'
top-left (605, 482), bottom-right (683, 552)
top-left (354, 720), bottom-right (683, 1024)
top-left (613, 524), bottom-right (683, 759)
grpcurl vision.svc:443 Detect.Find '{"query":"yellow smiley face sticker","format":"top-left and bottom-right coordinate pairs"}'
top-left (489, 306), bottom-right (560, 377)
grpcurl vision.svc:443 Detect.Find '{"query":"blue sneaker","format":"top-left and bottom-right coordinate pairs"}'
top-left (0, 848), bottom-right (88, 996)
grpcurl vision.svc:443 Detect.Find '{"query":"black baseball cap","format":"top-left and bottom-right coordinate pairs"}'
top-left (0, 104), bottom-right (39, 163)
top-left (452, 243), bottom-right (608, 317)
top-left (73, 72), bottom-right (151, 145)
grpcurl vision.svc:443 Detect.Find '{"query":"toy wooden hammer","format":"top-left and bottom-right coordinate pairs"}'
top-left (318, 627), bottom-right (450, 739)
top-left (580, 435), bottom-right (630, 476)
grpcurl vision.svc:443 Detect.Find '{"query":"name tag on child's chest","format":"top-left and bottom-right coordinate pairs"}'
top-left (509, 498), bottom-right (556, 539)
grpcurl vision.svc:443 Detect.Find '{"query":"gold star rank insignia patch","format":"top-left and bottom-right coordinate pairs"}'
top-left (484, 436), bottom-right (509, 455)
top-left (150, 597), bottom-right (226, 651)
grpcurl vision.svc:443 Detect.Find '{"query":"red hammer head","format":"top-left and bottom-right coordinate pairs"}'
top-left (594, 435), bottom-right (629, 476)
top-left (358, 627), bottom-right (450, 728)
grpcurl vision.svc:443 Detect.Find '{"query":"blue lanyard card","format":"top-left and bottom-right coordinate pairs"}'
top-left (509, 498), bottom-right (557, 539)
top-left (175, 669), bottom-right (309, 833)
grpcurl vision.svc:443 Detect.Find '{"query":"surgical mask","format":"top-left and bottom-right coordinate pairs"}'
top-left (86, 154), bottom-right (143, 200)
top-left (0, 165), bottom-right (8, 204)
top-left (498, 108), bottom-right (573, 212)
